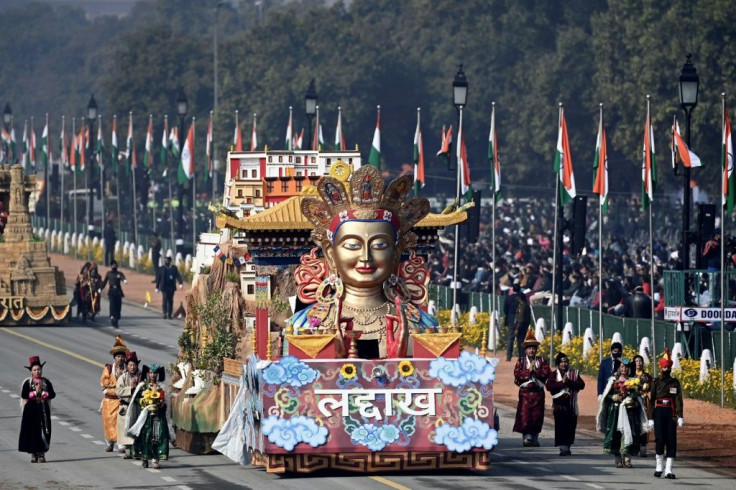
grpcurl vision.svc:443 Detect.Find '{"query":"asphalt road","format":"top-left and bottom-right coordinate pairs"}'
top-left (0, 296), bottom-right (732, 489)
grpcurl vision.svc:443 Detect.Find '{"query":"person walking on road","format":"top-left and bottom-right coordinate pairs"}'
top-left (513, 328), bottom-right (550, 447)
top-left (546, 351), bottom-right (585, 456)
top-left (506, 284), bottom-right (531, 361)
top-left (156, 255), bottom-right (183, 319)
top-left (127, 364), bottom-right (170, 469)
top-left (647, 348), bottom-right (684, 479)
top-left (100, 260), bottom-right (127, 328)
top-left (598, 342), bottom-right (623, 399)
top-left (103, 220), bottom-right (117, 266)
top-left (631, 354), bottom-right (653, 457)
top-left (100, 336), bottom-right (129, 452)
top-left (115, 351), bottom-right (142, 460)
top-left (150, 233), bottom-right (162, 284)
top-left (18, 356), bottom-right (56, 463)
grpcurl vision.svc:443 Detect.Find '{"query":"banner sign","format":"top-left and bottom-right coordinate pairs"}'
top-left (664, 306), bottom-right (736, 322)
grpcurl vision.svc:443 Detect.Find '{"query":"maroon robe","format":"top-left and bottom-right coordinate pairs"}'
top-left (512, 356), bottom-right (550, 435)
top-left (545, 368), bottom-right (585, 446)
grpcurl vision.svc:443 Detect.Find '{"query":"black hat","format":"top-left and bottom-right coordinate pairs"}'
top-left (25, 356), bottom-right (45, 371)
top-left (555, 352), bottom-right (569, 364)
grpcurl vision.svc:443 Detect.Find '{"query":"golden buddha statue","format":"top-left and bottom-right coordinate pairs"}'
top-left (290, 165), bottom-right (438, 358)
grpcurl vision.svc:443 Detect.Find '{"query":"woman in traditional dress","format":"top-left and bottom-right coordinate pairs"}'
top-left (115, 351), bottom-right (142, 459)
top-left (630, 354), bottom-right (652, 457)
top-left (127, 364), bottom-right (170, 469)
top-left (545, 351), bottom-right (585, 456)
top-left (18, 356), bottom-right (56, 463)
top-left (596, 358), bottom-right (648, 468)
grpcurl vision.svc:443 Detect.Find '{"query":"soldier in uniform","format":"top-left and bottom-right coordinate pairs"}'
top-left (647, 348), bottom-right (684, 479)
top-left (156, 255), bottom-right (183, 320)
top-left (100, 260), bottom-right (127, 328)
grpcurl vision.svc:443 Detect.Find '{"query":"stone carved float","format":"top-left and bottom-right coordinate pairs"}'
top-left (0, 165), bottom-right (69, 324)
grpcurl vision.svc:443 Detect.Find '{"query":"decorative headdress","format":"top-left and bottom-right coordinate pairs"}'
top-left (109, 335), bottom-right (129, 357)
top-left (301, 165), bottom-right (429, 251)
top-left (658, 346), bottom-right (673, 369)
top-left (522, 327), bottom-right (540, 348)
top-left (125, 351), bottom-right (140, 365)
top-left (25, 356), bottom-right (45, 371)
top-left (141, 363), bottom-right (165, 382)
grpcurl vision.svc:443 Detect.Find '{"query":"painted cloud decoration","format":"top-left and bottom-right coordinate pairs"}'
top-left (434, 417), bottom-right (498, 452)
top-left (428, 351), bottom-right (495, 387)
top-left (261, 355), bottom-right (319, 387)
top-left (350, 423), bottom-right (401, 451)
top-left (261, 415), bottom-right (328, 451)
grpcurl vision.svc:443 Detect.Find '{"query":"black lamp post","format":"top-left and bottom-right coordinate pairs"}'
top-left (305, 79), bottom-right (317, 150)
top-left (176, 86), bottom-right (188, 247)
top-left (2, 103), bottom-right (11, 164)
top-left (450, 64), bottom-right (468, 326)
top-left (679, 54), bottom-right (699, 269)
top-left (450, 65), bottom-right (468, 172)
top-left (87, 94), bottom-right (98, 236)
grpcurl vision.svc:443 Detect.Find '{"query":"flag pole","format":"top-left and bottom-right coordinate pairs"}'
top-left (721, 92), bottom-right (727, 407)
top-left (130, 111), bottom-right (138, 245)
top-left (491, 102), bottom-right (497, 353)
top-left (99, 115), bottom-right (105, 228)
top-left (646, 95), bottom-right (657, 378)
top-left (550, 103), bottom-right (563, 366)
top-left (598, 103), bottom-right (604, 364)
top-left (45, 113), bottom-right (50, 230)
top-left (60, 115), bottom-right (65, 232)
top-left (192, 117), bottom-right (197, 255)
top-left (72, 117), bottom-right (78, 260)
top-left (451, 106), bottom-right (464, 327)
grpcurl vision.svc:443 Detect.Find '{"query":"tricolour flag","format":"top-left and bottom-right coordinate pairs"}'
top-left (285, 107), bottom-right (293, 151)
top-left (40, 117), bottom-right (50, 169)
top-left (59, 117), bottom-right (68, 167)
top-left (70, 123), bottom-right (78, 172)
top-left (178, 119), bottom-right (195, 184)
top-left (723, 101), bottom-right (735, 214)
top-left (77, 127), bottom-right (86, 173)
top-left (368, 106), bottom-right (381, 169)
top-left (436, 125), bottom-right (453, 165)
top-left (488, 104), bottom-right (501, 203)
top-left (9, 126), bottom-right (16, 164)
top-left (457, 119), bottom-right (472, 202)
top-left (206, 112), bottom-right (213, 181)
top-left (250, 113), bottom-right (257, 151)
top-left (554, 106), bottom-right (576, 205)
top-left (21, 120), bottom-right (30, 172)
top-left (295, 128), bottom-right (303, 150)
top-left (335, 106), bottom-right (346, 151)
top-left (160, 116), bottom-right (168, 178)
top-left (592, 106), bottom-right (609, 214)
top-left (126, 113), bottom-right (134, 173)
top-left (642, 99), bottom-right (656, 210)
top-left (29, 121), bottom-right (37, 171)
top-left (143, 115), bottom-right (154, 170)
top-left (413, 108), bottom-right (424, 196)
top-left (111, 116), bottom-right (119, 172)
top-left (96, 117), bottom-right (104, 170)
top-left (1, 127), bottom-right (12, 163)
top-left (312, 107), bottom-right (321, 151)
top-left (672, 116), bottom-right (702, 168)
top-left (233, 111), bottom-right (242, 151)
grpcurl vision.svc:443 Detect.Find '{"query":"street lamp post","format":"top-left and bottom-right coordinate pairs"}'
top-left (2, 103), bottom-right (11, 164)
top-left (87, 94), bottom-right (98, 238)
top-left (679, 54), bottom-right (699, 270)
top-left (305, 79), bottom-right (317, 150)
top-left (176, 86), bottom-right (188, 252)
top-left (451, 64), bottom-right (468, 326)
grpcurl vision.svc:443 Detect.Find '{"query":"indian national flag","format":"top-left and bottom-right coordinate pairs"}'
top-left (592, 107), bottom-right (609, 214)
top-left (723, 102), bottom-right (735, 214)
top-left (368, 106), bottom-right (381, 169)
top-left (335, 106), bottom-right (346, 151)
top-left (70, 125), bottom-right (77, 172)
top-left (285, 107), bottom-right (293, 150)
top-left (40, 118), bottom-right (49, 169)
top-left (29, 122), bottom-right (37, 171)
top-left (641, 101), bottom-right (656, 211)
top-left (126, 113), bottom-right (134, 174)
top-left (672, 117), bottom-right (702, 168)
top-left (437, 125), bottom-right (453, 165)
top-left (96, 118), bottom-right (104, 170)
top-left (457, 121), bottom-right (472, 202)
top-left (554, 106), bottom-right (576, 205)
top-left (234, 111), bottom-right (242, 151)
top-left (488, 104), bottom-right (501, 202)
top-left (178, 120), bottom-right (195, 184)
top-left (77, 128), bottom-right (86, 173)
top-left (206, 113), bottom-right (213, 181)
top-left (111, 116), bottom-right (118, 172)
top-left (160, 116), bottom-right (168, 177)
top-left (59, 117), bottom-right (68, 167)
top-left (413, 108), bottom-right (424, 196)
top-left (250, 113), bottom-right (257, 151)
top-left (295, 128), bottom-right (303, 150)
top-left (144, 115), bottom-right (154, 170)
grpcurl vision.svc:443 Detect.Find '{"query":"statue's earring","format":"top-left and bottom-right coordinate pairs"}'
top-left (316, 274), bottom-right (343, 305)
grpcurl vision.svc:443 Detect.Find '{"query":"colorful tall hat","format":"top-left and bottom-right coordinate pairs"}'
top-left (125, 351), bottom-right (140, 365)
top-left (142, 363), bottom-right (166, 382)
top-left (658, 346), bottom-right (673, 369)
top-left (522, 327), bottom-right (540, 348)
top-left (25, 356), bottom-right (45, 371)
top-left (109, 335), bottom-right (130, 356)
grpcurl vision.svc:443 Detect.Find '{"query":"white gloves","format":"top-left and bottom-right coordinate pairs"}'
top-left (677, 417), bottom-right (684, 427)
top-left (647, 419), bottom-right (654, 428)
top-left (155, 289), bottom-right (159, 293)
top-left (178, 284), bottom-right (183, 289)
top-left (123, 279), bottom-right (128, 284)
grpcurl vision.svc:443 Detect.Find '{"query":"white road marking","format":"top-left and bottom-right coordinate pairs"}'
top-left (58, 421), bottom-right (70, 426)
top-left (50, 415), bottom-right (59, 420)
top-left (81, 434), bottom-right (94, 439)
top-left (70, 427), bottom-right (82, 432)
top-left (9, 394), bottom-right (19, 399)
top-left (177, 486), bottom-right (192, 490)
top-left (586, 485), bottom-right (604, 489)
top-left (561, 475), bottom-right (579, 481)
top-left (1, 389), bottom-right (10, 393)
top-left (147, 468), bottom-right (161, 474)
top-left (92, 441), bottom-right (106, 445)
top-left (537, 467), bottom-right (553, 472)
top-left (161, 476), bottom-right (176, 482)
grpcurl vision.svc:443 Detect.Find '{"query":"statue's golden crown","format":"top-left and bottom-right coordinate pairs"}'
top-left (301, 165), bottom-right (429, 246)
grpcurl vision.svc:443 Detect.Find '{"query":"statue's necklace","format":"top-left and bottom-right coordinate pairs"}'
top-left (343, 302), bottom-right (391, 326)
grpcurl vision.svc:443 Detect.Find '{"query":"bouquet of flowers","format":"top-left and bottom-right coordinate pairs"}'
top-left (621, 378), bottom-right (641, 407)
top-left (139, 387), bottom-right (165, 412)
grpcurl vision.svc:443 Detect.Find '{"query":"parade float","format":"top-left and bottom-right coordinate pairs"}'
top-left (0, 165), bottom-right (69, 325)
top-left (171, 152), bottom-right (497, 473)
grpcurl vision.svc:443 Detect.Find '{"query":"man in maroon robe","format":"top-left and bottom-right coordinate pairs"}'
top-left (513, 327), bottom-right (550, 446)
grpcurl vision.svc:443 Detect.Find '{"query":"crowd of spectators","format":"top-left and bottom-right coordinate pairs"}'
top-left (428, 195), bottom-right (731, 321)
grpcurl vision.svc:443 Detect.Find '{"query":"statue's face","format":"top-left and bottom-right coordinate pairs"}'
top-left (327, 220), bottom-right (398, 289)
